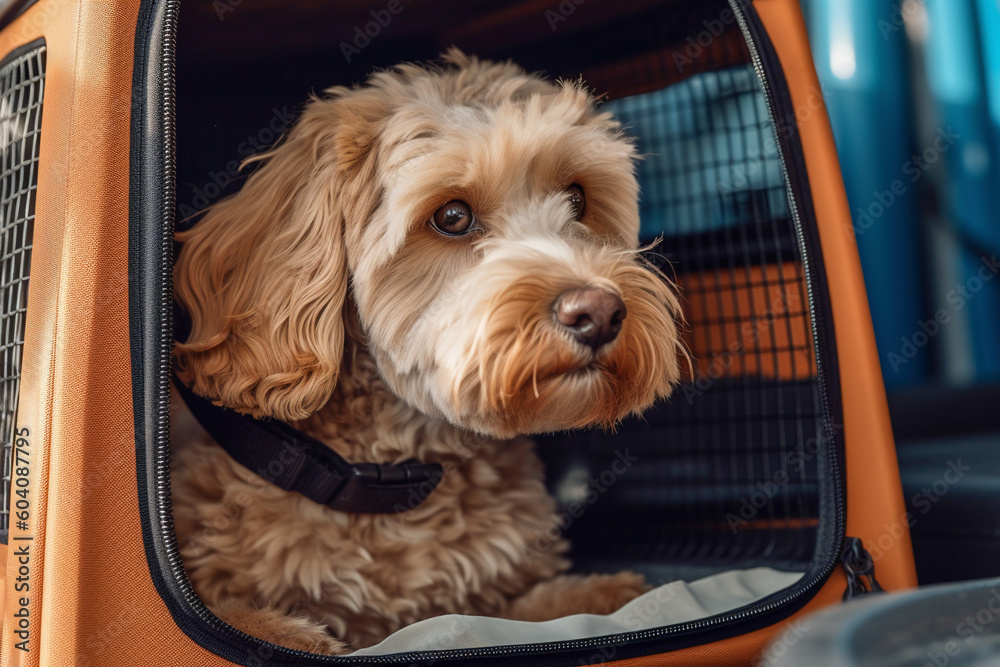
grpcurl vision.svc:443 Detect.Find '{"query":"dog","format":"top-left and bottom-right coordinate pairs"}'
top-left (171, 48), bottom-right (684, 655)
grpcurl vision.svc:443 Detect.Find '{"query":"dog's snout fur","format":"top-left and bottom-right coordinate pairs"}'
top-left (554, 286), bottom-right (626, 351)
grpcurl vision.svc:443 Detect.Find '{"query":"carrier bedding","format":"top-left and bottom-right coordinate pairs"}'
top-left (353, 569), bottom-right (805, 655)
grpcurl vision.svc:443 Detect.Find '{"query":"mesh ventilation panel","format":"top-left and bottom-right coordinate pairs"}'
top-left (0, 41), bottom-right (44, 540)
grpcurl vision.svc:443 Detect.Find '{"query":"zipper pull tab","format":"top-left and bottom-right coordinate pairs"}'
top-left (841, 536), bottom-right (885, 601)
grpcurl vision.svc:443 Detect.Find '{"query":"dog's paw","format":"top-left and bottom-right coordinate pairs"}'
top-left (504, 571), bottom-right (651, 622)
top-left (212, 599), bottom-right (349, 655)
top-left (280, 631), bottom-right (348, 656)
top-left (574, 571), bottom-right (650, 615)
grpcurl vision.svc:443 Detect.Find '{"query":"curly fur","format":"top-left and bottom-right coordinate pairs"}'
top-left (172, 49), bottom-right (683, 653)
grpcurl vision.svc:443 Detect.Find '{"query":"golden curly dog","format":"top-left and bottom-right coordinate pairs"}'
top-left (170, 49), bottom-right (684, 654)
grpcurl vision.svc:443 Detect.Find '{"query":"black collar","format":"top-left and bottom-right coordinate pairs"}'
top-left (173, 378), bottom-right (443, 514)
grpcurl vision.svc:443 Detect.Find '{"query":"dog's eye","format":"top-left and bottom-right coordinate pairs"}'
top-left (567, 184), bottom-right (586, 220)
top-left (431, 200), bottom-right (477, 236)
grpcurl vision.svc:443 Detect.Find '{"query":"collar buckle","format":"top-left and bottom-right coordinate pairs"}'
top-left (326, 461), bottom-right (443, 513)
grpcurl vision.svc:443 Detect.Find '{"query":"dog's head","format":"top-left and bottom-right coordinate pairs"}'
top-left (175, 49), bottom-right (684, 438)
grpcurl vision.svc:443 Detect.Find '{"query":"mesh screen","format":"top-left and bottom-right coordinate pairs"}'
top-left (537, 18), bottom-right (825, 577)
top-left (0, 43), bottom-right (44, 539)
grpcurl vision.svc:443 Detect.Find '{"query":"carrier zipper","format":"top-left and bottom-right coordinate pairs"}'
top-left (841, 537), bottom-right (885, 601)
top-left (139, 0), bottom-right (302, 659)
top-left (139, 1), bottom-right (375, 660)
top-left (139, 0), bottom-right (848, 664)
top-left (142, 0), bottom-right (326, 660)
top-left (730, 0), bottom-right (848, 585)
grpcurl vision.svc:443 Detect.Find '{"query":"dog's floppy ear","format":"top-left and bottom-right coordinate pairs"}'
top-left (174, 89), bottom-right (388, 421)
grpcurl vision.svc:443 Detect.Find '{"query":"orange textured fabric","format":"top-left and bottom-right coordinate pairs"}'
top-left (0, 2), bottom-right (232, 665)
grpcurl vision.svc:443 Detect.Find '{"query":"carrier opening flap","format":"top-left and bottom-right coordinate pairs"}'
top-left (354, 568), bottom-right (804, 655)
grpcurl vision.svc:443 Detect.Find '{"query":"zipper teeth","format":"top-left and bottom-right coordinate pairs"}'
top-left (148, 0), bottom-right (296, 655)
top-left (155, 0), bottom-right (184, 595)
top-left (734, 2), bottom-right (834, 453)
top-left (729, 0), bottom-right (847, 565)
top-left (148, 0), bottom-right (846, 662)
top-left (729, 0), bottom-right (847, 536)
top-left (150, 3), bottom-right (326, 658)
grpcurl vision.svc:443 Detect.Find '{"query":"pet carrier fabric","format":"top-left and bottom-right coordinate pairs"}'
top-left (0, 0), bottom-right (917, 665)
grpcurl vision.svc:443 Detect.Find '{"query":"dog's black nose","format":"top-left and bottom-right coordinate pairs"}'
top-left (554, 287), bottom-right (627, 351)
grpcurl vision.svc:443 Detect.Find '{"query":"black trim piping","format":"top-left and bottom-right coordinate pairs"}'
top-left (0, 35), bottom-right (44, 67)
top-left (732, 0), bottom-right (847, 580)
top-left (130, 2), bottom-right (307, 665)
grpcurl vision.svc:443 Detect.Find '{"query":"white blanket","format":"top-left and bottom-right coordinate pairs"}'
top-left (354, 568), bottom-right (804, 655)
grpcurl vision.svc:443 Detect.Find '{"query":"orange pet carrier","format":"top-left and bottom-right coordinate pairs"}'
top-left (0, 0), bottom-right (916, 665)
